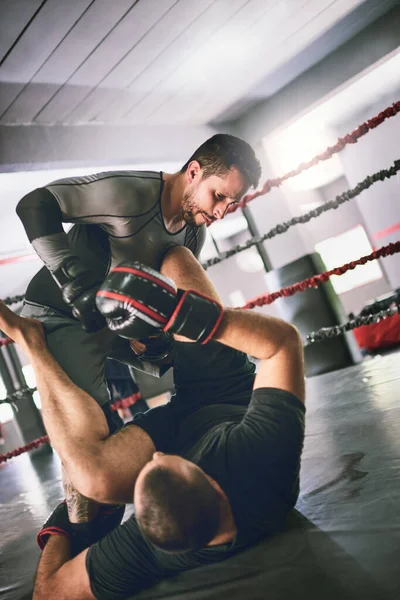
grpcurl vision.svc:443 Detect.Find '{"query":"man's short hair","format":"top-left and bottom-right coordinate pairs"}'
top-left (136, 464), bottom-right (221, 553)
top-left (181, 133), bottom-right (261, 190)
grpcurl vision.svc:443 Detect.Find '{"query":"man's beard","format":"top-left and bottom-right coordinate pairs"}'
top-left (181, 189), bottom-right (201, 227)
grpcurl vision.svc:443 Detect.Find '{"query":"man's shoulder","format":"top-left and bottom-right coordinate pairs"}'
top-left (47, 170), bottom-right (161, 196)
top-left (46, 170), bottom-right (163, 215)
top-left (47, 170), bottom-right (161, 188)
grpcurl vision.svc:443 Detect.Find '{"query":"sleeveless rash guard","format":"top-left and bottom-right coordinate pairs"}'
top-left (18, 170), bottom-right (206, 314)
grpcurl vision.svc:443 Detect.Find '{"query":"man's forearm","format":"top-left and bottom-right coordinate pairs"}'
top-left (33, 535), bottom-right (71, 600)
top-left (214, 308), bottom-right (298, 360)
top-left (161, 247), bottom-right (298, 360)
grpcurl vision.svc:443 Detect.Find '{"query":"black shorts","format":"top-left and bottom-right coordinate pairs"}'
top-left (102, 403), bottom-right (124, 435)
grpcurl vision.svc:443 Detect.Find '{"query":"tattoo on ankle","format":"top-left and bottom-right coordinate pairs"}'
top-left (64, 481), bottom-right (91, 523)
top-left (61, 466), bottom-right (96, 523)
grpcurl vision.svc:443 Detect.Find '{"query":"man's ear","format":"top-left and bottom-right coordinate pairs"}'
top-left (206, 474), bottom-right (227, 501)
top-left (186, 160), bottom-right (201, 183)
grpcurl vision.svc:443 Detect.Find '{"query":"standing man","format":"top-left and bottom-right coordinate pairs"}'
top-left (16, 134), bottom-right (261, 430)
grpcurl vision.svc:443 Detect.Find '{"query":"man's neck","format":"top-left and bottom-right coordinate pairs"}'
top-left (161, 172), bottom-right (186, 232)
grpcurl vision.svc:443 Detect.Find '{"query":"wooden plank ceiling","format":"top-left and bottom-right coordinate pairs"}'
top-left (0, 0), bottom-right (371, 127)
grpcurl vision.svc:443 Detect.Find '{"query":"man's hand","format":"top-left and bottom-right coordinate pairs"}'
top-left (129, 332), bottom-right (175, 363)
top-left (96, 262), bottom-right (224, 344)
top-left (37, 501), bottom-right (72, 550)
top-left (38, 495), bottom-right (125, 556)
top-left (52, 256), bottom-right (106, 333)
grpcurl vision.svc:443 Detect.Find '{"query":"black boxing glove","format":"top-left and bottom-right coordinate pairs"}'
top-left (133, 332), bottom-right (175, 364)
top-left (37, 501), bottom-right (125, 555)
top-left (69, 504), bottom-right (126, 555)
top-left (164, 289), bottom-right (224, 344)
top-left (96, 263), bottom-right (178, 339)
top-left (97, 262), bottom-right (223, 344)
top-left (37, 500), bottom-right (72, 550)
top-left (52, 256), bottom-right (106, 333)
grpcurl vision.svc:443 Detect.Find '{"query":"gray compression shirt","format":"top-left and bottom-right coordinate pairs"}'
top-left (18, 170), bottom-right (206, 313)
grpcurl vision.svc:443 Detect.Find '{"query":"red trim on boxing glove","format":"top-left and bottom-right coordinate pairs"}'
top-left (111, 266), bottom-right (176, 295)
top-left (201, 304), bottom-right (225, 344)
top-left (96, 290), bottom-right (168, 325)
top-left (37, 526), bottom-right (71, 550)
top-left (164, 289), bottom-right (223, 344)
top-left (163, 290), bottom-right (189, 333)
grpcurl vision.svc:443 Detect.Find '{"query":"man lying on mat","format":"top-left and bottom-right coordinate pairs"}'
top-left (0, 247), bottom-right (305, 600)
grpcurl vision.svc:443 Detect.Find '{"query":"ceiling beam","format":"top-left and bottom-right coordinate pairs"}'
top-left (0, 123), bottom-right (219, 172)
top-left (232, 3), bottom-right (400, 145)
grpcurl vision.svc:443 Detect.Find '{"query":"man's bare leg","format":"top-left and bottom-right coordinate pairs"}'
top-left (0, 301), bottom-right (155, 503)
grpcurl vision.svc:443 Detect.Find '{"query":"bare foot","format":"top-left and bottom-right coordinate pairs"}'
top-left (0, 301), bottom-right (46, 354)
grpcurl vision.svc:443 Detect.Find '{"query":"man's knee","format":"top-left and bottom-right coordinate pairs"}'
top-left (161, 246), bottom-right (193, 272)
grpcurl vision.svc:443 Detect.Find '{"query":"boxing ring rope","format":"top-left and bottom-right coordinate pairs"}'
top-left (306, 299), bottom-right (400, 345)
top-left (1, 99), bottom-right (400, 463)
top-left (202, 160), bottom-right (400, 269)
top-left (241, 241), bottom-right (400, 309)
top-left (0, 389), bottom-right (143, 463)
top-left (111, 392), bottom-right (142, 411)
top-left (0, 435), bottom-right (49, 463)
top-left (228, 100), bottom-right (400, 213)
top-left (2, 294), bottom-right (24, 307)
top-left (0, 385), bottom-right (37, 406)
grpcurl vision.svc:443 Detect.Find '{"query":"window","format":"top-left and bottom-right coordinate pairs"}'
top-left (0, 378), bottom-right (13, 422)
top-left (22, 364), bottom-right (41, 410)
top-left (315, 225), bottom-right (383, 294)
top-left (0, 364), bottom-right (41, 424)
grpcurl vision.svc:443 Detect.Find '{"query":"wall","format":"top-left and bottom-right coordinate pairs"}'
top-left (296, 176), bottom-right (392, 314)
top-left (333, 89), bottom-right (400, 290)
top-left (245, 148), bottom-right (308, 270)
top-left (0, 123), bottom-right (219, 172)
top-left (205, 227), bottom-right (281, 322)
top-left (242, 150), bottom-right (393, 315)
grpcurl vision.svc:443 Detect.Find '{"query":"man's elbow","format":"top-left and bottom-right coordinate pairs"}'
top-left (16, 188), bottom-right (43, 217)
top-left (284, 323), bottom-right (302, 348)
top-left (16, 187), bottom-right (61, 230)
top-left (280, 322), bottom-right (303, 358)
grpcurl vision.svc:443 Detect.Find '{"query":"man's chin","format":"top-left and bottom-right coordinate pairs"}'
top-left (183, 213), bottom-right (202, 227)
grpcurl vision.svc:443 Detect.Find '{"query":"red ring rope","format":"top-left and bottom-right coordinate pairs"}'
top-left (242, 241), bottom-right (400, 309)
top-left (111, 392), bottom-right (142, 411)
top-left (227, 100), bottom-right (400, 214)
top-left (0, 435), bottom-right (49, 464)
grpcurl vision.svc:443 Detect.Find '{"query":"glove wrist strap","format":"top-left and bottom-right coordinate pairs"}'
top-left (164, 289), bottom-right (224, 344)
top-left (37, 526), bottom-right (71, 550)
top-left (52, 256), bottom-right (88, 288)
